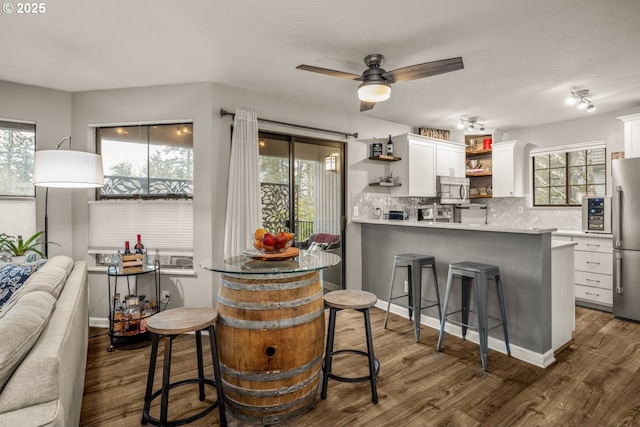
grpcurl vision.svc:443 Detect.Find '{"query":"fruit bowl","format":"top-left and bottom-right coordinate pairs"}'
top-left (251, 231), bottom-right (295, 254)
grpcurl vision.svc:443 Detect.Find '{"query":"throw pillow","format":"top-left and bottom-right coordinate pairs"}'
top-left (308, 242), bottom-right (328, 251)
top-left (0, 264), bottom-right (34, 309)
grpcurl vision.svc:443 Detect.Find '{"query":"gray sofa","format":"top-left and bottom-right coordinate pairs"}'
top-left (0, 256), bottom-right (88, 427)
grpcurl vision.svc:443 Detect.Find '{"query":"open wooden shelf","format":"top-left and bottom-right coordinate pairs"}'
top-left (466, 149), bottom-right (492, 156)
top-left (368, 155), bottom-right (401, 162)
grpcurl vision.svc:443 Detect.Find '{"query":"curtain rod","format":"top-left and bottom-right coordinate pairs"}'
top-left (219, 108), bottom-right (358, 139)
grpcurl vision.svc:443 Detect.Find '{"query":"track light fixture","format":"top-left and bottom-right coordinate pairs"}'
top-left (566, 90), bottom-right (596, 113)
top-left (457, 117), bottom-right (485, 132)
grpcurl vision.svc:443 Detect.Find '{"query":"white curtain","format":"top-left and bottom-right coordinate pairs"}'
top-left (224, 109), bottom-right (263, 256)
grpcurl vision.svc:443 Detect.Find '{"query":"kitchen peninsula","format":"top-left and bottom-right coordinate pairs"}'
top-left (354, 217), bottom-right (575, 368)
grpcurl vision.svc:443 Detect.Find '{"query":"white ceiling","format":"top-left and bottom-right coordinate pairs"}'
top-left (2, 0), bottom-right (640, 131)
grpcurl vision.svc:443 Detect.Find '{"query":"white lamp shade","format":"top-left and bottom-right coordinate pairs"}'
top-left (357, 82), bottom-right (391, 102)
top-left (34, 150), bottom-right (104, 188)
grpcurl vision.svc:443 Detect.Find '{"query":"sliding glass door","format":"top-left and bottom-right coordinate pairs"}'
top-left (258, 131), bottom-right (345, 291)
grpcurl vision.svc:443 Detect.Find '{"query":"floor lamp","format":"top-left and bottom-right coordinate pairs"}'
top-left (33, 137), bottom-right (104, 258)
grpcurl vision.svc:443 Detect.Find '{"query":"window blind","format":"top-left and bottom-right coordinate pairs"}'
top-left (88, 200), bottom-right (193, 255)
top-left (0, 198), bottom-right (36, 239)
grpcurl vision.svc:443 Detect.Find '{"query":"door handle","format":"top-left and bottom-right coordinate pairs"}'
top-left (616, 251), bottom-right (623, 294)
top-left (615, 185), bottom-right (623, 247)
top-left (586, 261), bottom-right (600, 265)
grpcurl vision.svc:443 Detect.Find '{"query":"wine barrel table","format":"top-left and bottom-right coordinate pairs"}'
top-left (200, 251), bottom-right (340, 425)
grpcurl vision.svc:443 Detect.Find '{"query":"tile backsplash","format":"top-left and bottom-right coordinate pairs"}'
top-left (352, 192), bottom-right (581, 230)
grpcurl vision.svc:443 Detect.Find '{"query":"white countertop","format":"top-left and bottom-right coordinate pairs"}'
top-left (552, 229), bottom-right (613, 239)
top-left (352, 217), bottom-right (556, 235)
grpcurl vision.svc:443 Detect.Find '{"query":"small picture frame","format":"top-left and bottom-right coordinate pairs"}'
top-left (370, 143), bottom-right (383, 157)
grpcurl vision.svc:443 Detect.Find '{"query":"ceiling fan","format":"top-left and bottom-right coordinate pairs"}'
top-left (296, 54), bottom-right (464, 112)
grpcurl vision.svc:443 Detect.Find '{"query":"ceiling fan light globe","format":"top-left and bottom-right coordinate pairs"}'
top-left (357, 82), bottom-right (391, 102)
top-left (587, 104), bottom-right (596, 112)
top-left (577, 99), bottom-right (588, 109)
top-left (566, 95), bottom-right (577, 106)
top-left (457, 121), bottom-right (465, 129)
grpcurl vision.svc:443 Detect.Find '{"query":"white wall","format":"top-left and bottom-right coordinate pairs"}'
top-left (0, 81), bottom-right (72, 256)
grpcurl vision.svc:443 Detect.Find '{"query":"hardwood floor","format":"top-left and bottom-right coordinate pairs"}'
top-left (80, 306), bottom-right (640, 426)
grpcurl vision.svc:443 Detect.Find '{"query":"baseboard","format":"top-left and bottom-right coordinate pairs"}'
top-left (375, 300), bottom-right (556, 369)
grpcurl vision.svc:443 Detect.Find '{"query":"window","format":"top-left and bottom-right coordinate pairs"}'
top-left (0, 120), bottom-right (36, 244)
top-left (97, 123), bottom-right (193, 199)
top-left (532, 141), bottom-right (606, 206)
top-left (90, 123), bottom-right (194, 270)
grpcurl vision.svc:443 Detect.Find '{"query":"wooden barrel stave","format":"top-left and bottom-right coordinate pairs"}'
top-left (217, 271), bottom-right (324, 424)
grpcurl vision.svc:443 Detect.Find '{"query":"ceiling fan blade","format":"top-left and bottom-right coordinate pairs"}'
top-left (360, 101), bottom-right (376, 112)
top-left (383, 57), bottom-right (464, 83)
top-left (296, 65), bottom-right (363, 80)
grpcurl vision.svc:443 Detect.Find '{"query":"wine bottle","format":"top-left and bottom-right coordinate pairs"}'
top-left (124, 241), bottom-right (131, 255)
top-left (123, 295), bottom-right (140, 336)
top-left (112, 294), bottom-right (124, 336)
top-left (134, 234), bottom-right (145, 254)
top-left (386, 135), bottom-right (394, 156)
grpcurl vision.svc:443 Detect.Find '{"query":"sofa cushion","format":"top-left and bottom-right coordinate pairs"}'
top-left (1, 256), bottom-right (73, 313)
top-left (0, 265), bottom-right (34, 309)
top-left (41, 255), bottom-right (74, 279)
top-left (0, 291), bottom-right (56, 393)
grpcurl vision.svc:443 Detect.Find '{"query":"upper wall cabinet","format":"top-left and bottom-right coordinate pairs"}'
top-left (389, 134), bottom-right (438, 197)
top-left (436, 140), bottom-right (466, 177)
top-left (491, 140), bottom-right (529, 198)
top-left (618, 113), bottom-right (640, 159)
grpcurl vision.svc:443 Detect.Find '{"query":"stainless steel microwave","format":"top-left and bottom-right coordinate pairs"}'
top-left (436, 176), bottom-right (470, 204)
top-left (582, 196), bottom-right (611, 234)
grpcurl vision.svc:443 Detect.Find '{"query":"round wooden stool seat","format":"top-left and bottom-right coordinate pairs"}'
top-left (323, 290), bottom-right (377, 310)
top-left (321, 289), bottom-right (379, 404)
top-left (142, 306), bottom-right (226, 426)
top-left (146, 307), bottom-right (218, 336)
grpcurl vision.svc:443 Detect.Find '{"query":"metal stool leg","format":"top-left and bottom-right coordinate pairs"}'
top-left (384, 261), bottom-right (398, 329)
top-left (142, 333), bottom-right (160, 424)
top-left (461, 276), bottom-right (472, 339)
top-left (321, 307), bottom-right (337, 400)
top-left (436, 267), bottom-right (455, 351)
top-left (363, 308), bottom-right (378, 404)
top-left (495, 275), bottom-right (511, 356)
top-left (207, 325), bottom-right (228, 427)
top-left (475, 273), bottom-right (489, 371)
top-left (195, 330), bottom-right (205, 401)
top-left (160, 335), bottom-right (174, 425)
top-left (410, 262), bottom-right (423, 342)
top-left (432, 263), bottom-right (442, 322)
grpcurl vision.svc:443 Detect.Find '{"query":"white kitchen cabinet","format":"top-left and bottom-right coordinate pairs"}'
top-left (554, 234), bottom-right (613, 311)
top-left (491, 140), bottom-right (528, 197)
top-left (617, 113), bottom-right (640, 159)
top-left (436, 140), bottom-right (466, 177)
top-left (389, 134), bottom-right (437, 197)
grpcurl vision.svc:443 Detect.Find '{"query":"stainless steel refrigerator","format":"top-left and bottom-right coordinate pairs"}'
top-left (612, 157), bottom-right (640, 321)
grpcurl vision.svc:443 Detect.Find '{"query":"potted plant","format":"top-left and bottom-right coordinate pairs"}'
top-left (0, 231), bottom-right (53, 264)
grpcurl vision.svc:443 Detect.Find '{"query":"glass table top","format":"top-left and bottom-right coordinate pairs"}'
top-left (107, 262), bottom-right (159, 276)
top-left (200, 250), bottom-right (340, 275)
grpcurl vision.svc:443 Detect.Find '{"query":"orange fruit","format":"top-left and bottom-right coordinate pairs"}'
top-left (285, 232), bottom-right (295, 241)
top-left (253, 240), bottom-right (262, 249)
top-left (254, 228), bottom-right (266, 240)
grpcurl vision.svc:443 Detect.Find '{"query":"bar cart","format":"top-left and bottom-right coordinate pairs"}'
top-left (106, 259), bottom-right (161, 352)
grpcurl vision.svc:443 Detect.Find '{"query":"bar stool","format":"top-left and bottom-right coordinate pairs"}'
top-left (321, 290), bottom-right (380, 404)
top-left (436, 262), bottom-right (510, 371)
top-left (384, 253), bottom-right (441, 342)
top-left (142, 307), bottom-right (227, 427)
